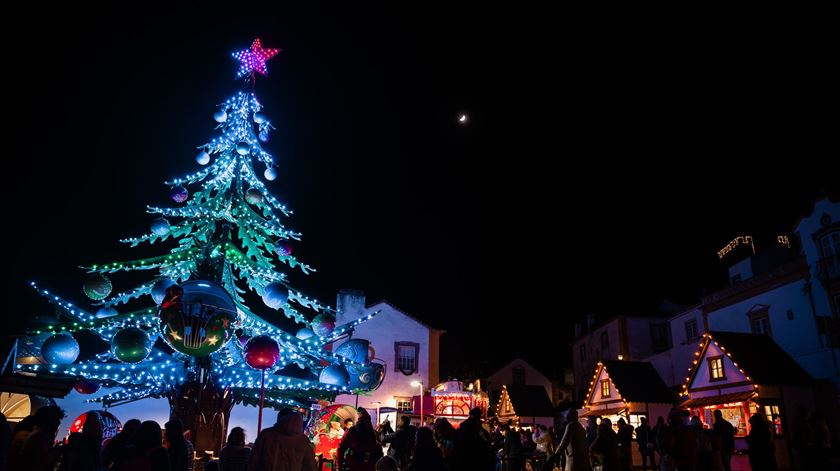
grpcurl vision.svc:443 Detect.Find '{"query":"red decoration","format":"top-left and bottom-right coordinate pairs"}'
top-left (68, 410), bottom-right (122, 441)
top-left (74, 380), bottom-right (101, 395)
top-left (232, 38), bottom-right (280, 78)
top-left (244, 335), bottom-right (280, 369)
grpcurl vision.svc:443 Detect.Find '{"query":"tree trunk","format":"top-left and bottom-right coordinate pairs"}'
top-left (169, 379), bottom-right (233, 456)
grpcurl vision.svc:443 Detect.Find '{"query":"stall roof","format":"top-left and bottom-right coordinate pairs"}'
top-left (680, 391), bottom-right (757, 408)
top-left (581, 406), bottom-right (627, 417)
top-left (705, 331), bottom-right (812, 386)
top-left (506, 385), bottom-right (554, 417)
top-left (600, 360), bottom-right (674, 404)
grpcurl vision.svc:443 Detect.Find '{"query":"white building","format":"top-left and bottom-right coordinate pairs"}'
top-left (332, 290), bottom-right (444, 425)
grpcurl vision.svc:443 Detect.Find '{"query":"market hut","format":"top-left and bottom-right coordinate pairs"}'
top-left (679, 331), bottom-right (814, 469)
top-left (495, 384), bottom-right (554, 428)
top-left (580, 360), bottom-right (674, 429)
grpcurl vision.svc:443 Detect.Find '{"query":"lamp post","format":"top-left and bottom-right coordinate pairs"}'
top-left (371, 401), bottom-right (382, 426)
top-left (411, 380), bottom-right (424, 427)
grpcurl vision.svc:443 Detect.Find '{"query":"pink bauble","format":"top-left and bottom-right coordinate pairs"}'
top-left (244, 335), bottom-right (280, 369)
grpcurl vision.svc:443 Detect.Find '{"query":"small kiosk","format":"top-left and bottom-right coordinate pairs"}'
top-left (495, 384), bottom-right (554, 429)
top-left (580, 360), bottom-right (674, 430)
top-left (431, 380), bottom-right (488, 426)
top-left (679, 331), bottom-right (814, 469)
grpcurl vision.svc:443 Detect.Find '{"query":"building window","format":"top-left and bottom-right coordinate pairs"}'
top-left (708, 356), bottom-right (725, 381)
top-left (579, 344), bottom-right (586, 361)
top-left (600, 332), bottom-right (609, 349)
top-left (751, 315), bottom-right (771, 336)
top-left (787, 309), bottom-right (794, 320)
top-left (819, 231), bottom-right (839, 258)
top-left (394, 342), bottom-right (419, 375)
top-left (395, 396), bottom-right (412, 412)
top-left (650, 323), bottom-right (671, 353)
top-left (762, 403), bottom-right (783, 435)
top-left (747, 306), bottom-right (772, 338)
top-left (685, 319), bottom-right (699, 343)
top-left (512, 366), bottom-right (525, 385)
top-left (600, 379), bottom-right (611, 398)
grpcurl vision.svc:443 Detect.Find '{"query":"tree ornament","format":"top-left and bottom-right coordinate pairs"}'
top-left (259, 129), bottom-right (270, 143)
top-left (274, 240), bottom-right (293, 257)
top-left (262, 282), bottom-right (288, 309)
top-left (111, 327), bottom-right (151, 363)
top-left (236, 142), bottom-right (250, 155)
top-left (253, 112), bottom-right (267, 124)
top-left (232, 38), bottom-right (280, 78)
top-left (244, 335), bottom-right (280, 369)
top-left (245, 188), bottom-right (263, 205)
top-left (69, 411), bottom-right (121, 441)
top-left (95, 307), bottom-right (118, 319)
top-left (264, 168), bottom-right (277, 181)
top-left (319, 365), bottom-right (350, 387)
top-left (150, 217), bottom-right (171, 236)
top-left (311, 313), bottom-right (336, 337)
top-left (73, 380), bottom-right (101, 395)
top-left (346, 363), bottom-right (385, 390)
top-left (214, 110), bottom-right (228, 123)
top-left (196, 151), bottom-right (210, 165)
top-left (295, 328), bottom-right (315, 340)
top-left (41, 333), bottom-right (80, 365)
top-left (170, 185), bottom-right (189, 203)
top-left (151, 278), bottom-right (176, 304)
top-left (334, 339), bottom-right (371, 364)
top-left (83, 274), bottom-right (112, 301)
top-left (158, 280), bottom-right (237, 357)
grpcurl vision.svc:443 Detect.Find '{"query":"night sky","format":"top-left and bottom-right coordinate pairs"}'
top-left (3, 5), bottom-right (837, 380)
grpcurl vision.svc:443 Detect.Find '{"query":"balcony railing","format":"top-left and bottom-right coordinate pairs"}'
top-left (816, 253), bottom-right (840, 283)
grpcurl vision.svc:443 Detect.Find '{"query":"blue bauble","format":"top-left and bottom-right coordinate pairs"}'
top-left (334, 339), bottom-right (371, 364)
top-left (347, 362), bottom-right (385, 391)
top-left (111, 327), bottom-right (151, 363)
top-left (262, 282), bottom-right (288, 309)
top-left (95, 307), bottom-right (118, 319)
top-left (213, 110), bottom-right (228, 123)
top-left (274, 241), bottom-right (293, 257)
top-left (170, 185), bottom-right (189, 203)
top-left (151, 278), bottom-right (175, 304)
top-left (42, 333), bottom-right (80, 365)
top-left (253, 112), bottom-right (267, 124)
top-left (151, 217), bottom-right (171, 236)
top-left (295, 328), bottom-right (315, 340)
top-left (258, 129), bottom-right (270, 143)
top-left (196, 151), bottom-right (210, 165)
top-left (319, 365), bottom-right (350, 387)
top-left (264, 168), bottom-right (277, 181)
top-left (236, 142), bottom-right (250, 155)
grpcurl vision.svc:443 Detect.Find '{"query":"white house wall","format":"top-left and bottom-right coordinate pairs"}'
top-left (334, 302), bottom-right (431, 420)
top-left (705, 281), bottom-right (836, 379)
top-left (688, 341), bottom-right (751, 397)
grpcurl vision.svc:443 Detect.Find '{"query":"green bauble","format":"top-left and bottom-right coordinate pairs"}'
top-left (158, 280), bottom-right (237, 357)
top-left (111, 327), bottom-right (151, 363)
top-left (83, 274), bottom-right (112, 301)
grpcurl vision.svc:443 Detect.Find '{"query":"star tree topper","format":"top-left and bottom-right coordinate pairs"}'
top-left (232, 38), bottom-right (281, 77)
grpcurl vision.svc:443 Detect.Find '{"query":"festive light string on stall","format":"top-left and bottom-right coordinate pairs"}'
top-left (680, 333), bottom-right (761, 398)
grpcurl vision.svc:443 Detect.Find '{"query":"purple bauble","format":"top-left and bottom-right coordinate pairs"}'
top-left (170, 185), bottom-right (189, 203)
top-left (274, 241), bottom-right (293, 257)
top-left (245, 188), bottom-right (263, 205)
top-left (311, 314), bottom-right (336, 337)
top-left (244, 335), bottom-right (280, 370)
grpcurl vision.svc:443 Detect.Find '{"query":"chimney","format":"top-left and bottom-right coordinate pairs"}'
top-left (336, 289), bottom-right (366, 323)
top-left (586, 314), bottom-right (596, 331)
top-left (574, 323), bottom-right (582, 338)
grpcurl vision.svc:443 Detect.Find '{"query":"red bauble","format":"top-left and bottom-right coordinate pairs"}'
top-left (244, 335), bottom-right (280, 369)
top-left (74, 380), bottom-right (101, 395)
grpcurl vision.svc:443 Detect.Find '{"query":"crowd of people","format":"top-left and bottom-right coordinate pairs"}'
top-left (0, 402), bottom-right (833, 471)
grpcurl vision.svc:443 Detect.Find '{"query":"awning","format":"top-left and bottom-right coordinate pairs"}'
top-left (680, 391), bottom-right (757, 408)
top-left (581, 406), bottom-right (627, 417)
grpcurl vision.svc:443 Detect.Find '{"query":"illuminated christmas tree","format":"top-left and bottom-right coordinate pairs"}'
top-left (17, 38), bottom-right (383, 451)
